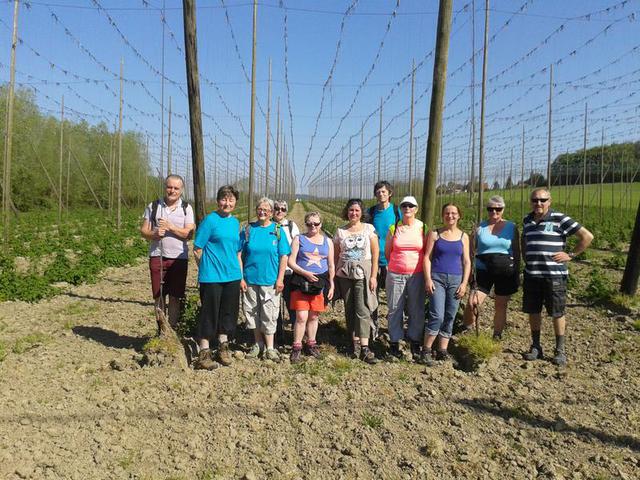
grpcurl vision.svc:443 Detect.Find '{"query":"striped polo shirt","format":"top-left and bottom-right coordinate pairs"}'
top-left (522, 209), bottom-right (581, 277)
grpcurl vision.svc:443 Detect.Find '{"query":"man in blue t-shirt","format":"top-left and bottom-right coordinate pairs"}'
top-left (366, 180), bottom-right (401, 337)
top-left (521, 188), bottom-right (593, 367)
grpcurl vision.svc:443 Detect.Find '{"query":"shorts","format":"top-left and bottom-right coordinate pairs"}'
top-left (243, 285), bottom-right (280, 335)
top-left (522, 274), bottom-right (567, 318)
top-left (149, 257), bottom-right (188, 298)
top-left (290, 290), bottom-right (326, 312)
top-left (474, 268), bottom-right (519, 296)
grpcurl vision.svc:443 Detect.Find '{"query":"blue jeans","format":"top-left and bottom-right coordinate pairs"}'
top-left (426, 272), bottom-right (462, 339)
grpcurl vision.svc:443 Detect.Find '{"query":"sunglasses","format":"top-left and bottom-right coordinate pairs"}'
top-left (400, 203), bottom-right (416, 208)
top-left (487, 207), bottom-right (504, 212)
top-left (531, 198), bottom-right (549, 204)
top-left (306, 222), bottom-right (321, 227)
top-left (274, 207), bottom-right (287, 212)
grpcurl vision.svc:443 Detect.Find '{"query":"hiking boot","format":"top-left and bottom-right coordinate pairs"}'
top-left (523, 345), bottom-right (543, 361)
top-left (246, 344), bottom-right (262, 359)
top-left (264, 348), bottom-right (280, 362)
top-left (193, 348), bottom-right (218, 371)
top-left (360, 346), bottom-right (378, 365)
top-left (386, 342), bottom-right (402, 362)
top-left (410, 341), bottom-right (422, 361)
top-left (417, 348), bottom-right (436, 366)
top-left (435, 350), bottom-right (450, 362)
top-left (305, 342), bottom-right (321, 359)
top-left (552, 349), bottom-right (567, 367)
top-left (216, 342), bottom-right (233, 366)
top-left (290, 347), bottom-right (302, 364)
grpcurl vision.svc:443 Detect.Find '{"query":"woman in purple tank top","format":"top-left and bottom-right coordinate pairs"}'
top-left (420, 203), bottom-right (471, 365)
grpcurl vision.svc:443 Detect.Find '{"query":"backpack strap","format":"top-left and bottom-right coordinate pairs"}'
top-left (150, 199), bottom-right (161, 228)
top-left (394, 204), bottom-right (401, 223)
top-left (287, 220), bottom-right (294, 237)
top-left (181, 201), bottom-right (189, 216)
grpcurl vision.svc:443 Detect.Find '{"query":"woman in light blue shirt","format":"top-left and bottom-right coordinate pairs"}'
top-left (193, 185), bottom-right (243, 370)
top-left (463, 195), bottom-right (520, 339)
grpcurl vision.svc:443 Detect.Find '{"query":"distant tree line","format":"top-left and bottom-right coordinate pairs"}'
top-left (1, 86), bottom-right (159, 211)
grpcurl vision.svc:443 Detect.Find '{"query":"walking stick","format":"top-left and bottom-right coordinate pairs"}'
top-left (156, 203), bottom-right (172, 337)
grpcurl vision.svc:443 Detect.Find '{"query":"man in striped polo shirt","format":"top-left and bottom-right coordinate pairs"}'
top-left (521, 187), bottom-right (593, 366)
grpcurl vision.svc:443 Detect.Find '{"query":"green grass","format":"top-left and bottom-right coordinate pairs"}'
top-left (12, 332), bottom-right (50, 354)
top-left (362, 412), bottom-right (383, 429)
top-left (291, 354), bottom-right (359, 385)
top-left (632, 320), bottom-right (640, 332)
top-left (142, 336), bottom-right (180, 355)
top-left (0, 340), bottom-right (7, 362)
top-left (456, 333), bottom-right (502, 363)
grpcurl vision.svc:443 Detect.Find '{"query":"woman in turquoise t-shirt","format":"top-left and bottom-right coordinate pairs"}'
top-left (192, 185), bottom-right (243, 370)
top-left (240, 198), bottom-right (291, 361)
top-left (463, 195), bottom-right (520, 339)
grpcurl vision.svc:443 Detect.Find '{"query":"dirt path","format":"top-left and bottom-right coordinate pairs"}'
top-left (0, 206), bottom-right (639, 479)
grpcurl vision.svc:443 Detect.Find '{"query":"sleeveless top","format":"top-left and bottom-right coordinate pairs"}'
top-left (431, 230), bottom-right (464, 275)
top-left (387, 220), bottom-right (426, 275)
top-left (335, 223), bottom-right (375, 279)
top-left (296, 234), bottom-right (329, 274)
top-left (476, 220), bottom-right (515, 271)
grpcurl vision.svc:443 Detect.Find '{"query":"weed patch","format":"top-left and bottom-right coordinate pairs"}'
top-left (362, 412), bottom-right (383, 429)
top-left (453, 333), bottom-right (502, 371)
top-left (12, 332), bottom-right (50, 354)
top-left (142, 336), bottom-right (180, 356)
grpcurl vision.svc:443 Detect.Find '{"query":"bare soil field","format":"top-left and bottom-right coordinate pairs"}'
top-left (0, 203), bottom-right (639, 479)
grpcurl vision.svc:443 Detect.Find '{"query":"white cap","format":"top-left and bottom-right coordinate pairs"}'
top-left (400, 196), bottom-right (419, 207)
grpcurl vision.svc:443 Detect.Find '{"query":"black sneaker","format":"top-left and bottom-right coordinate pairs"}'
top-left (360, 346), bottom-right (378, 365)
top-left (410, 341), bottom-right (422, 361)
top-left (523, 345), bottom-right (543, 361)
top-left (417, 348), bottom-right (436, 366)
top-left (387, 342), bottom-right (402, 361)
top-left (435, 350), bottom-right (450, 362)
top-left (290, 347), bottom-right (303, 364)
top-left (552, 349), bottom-right (567, 367)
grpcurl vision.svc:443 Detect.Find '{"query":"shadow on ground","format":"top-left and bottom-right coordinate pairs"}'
top-left (72, 325), bottom-right (148, 352)
top-left (457, 397), bottom-right (640, 452)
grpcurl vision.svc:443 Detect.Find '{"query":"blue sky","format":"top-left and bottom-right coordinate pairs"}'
top-left (1, 0), bottom-right (639, 194)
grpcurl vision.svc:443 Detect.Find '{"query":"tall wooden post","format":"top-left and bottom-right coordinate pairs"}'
top-left (265, 58), bottom-right (271, 196)
top-left (599, 126), bottom-right (604, 222)
top-left (167, 96), bottom-right (173, 175)
top-left (247, 0), bottom-right (258, 221)
top-left (377, 97), bottom-right (383, 180)
top-left (520, 125), bottom-right (525, 220)
top-left (421, 0), bottom-right (453, 228)
top-left (547, 64), bottom-right (553, 189)
top-left (581, 103), bottom-right (588, 220)
top-left (117, 58), bottom-right (124, 230)
top-left (408, 58), bottom-right (415, 194)
top-left (183, 0), bottom-right (207, 224)
top-left (468, 0), bottom-right (476, 207)
top-left (2, 0), bottom-right (19, 245)
top-left (360, 124), bottom-right (364, 198)
top-left (476, 0), bottom-right (489, 224)
top-left (621, 199), bottom-right (640, 295)
top-left (275, 103), bottom-right (280, 199)
top-left (58, 96), bottom-right (64, 224)
top-left (160, 0), bottom-right (166, 181)
top-left (348, 139), bottom-right (352, 199)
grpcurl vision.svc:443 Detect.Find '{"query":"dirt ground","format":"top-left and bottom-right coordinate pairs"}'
top-left (0, 203), bottom-right (639, 479)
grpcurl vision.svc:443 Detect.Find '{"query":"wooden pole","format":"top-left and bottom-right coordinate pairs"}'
top-left (265, 58), bottom-right (271, 196)
top-left (66, 150), bottom-right (71, 209)
top-left (167, 96), bottom-right (172, 174)
top-left (117, 58), bottom-right (124, 229)
top-left (599, 126), bottom-right (604, 222)
top-left (2, 0), bottom-right (19, 245)
top-left (476, 0), bottom-right (489, 224)
top-left (520, 125), bottom-right (525, 220)
top-left (109, 132), bottom-right (114, 215)
top-left (621, 199), bottom-right (640, 294)
top-left (469, 0), bottom-right (476, 208)
top-left (420, 0), bottom-right (453, 228)
top-left (378, 97), bottom-right (383, 180)
top-left (581, 103), bottom-right (587, 220)
top-left (275, 99), bottom-right (280, 199)
top-left (58, 95), bottom-right (64, 224)
top-left (247, 0), bottom-right (258, 221)
top-left (360, 124), bottom-right (364, 198)
top-left (182, 0), bottom-right (207, 225)
top-left (547, 63), bottom-right (553, 189)
top-left (408, 58), bottom-right (415, 194)
top-left (160, 0), bottom-right (166, 181)
top-left (348, 139), bottom-right (352, 199)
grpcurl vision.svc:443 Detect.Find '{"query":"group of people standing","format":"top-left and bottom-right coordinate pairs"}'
top-left (141, 176), bottom-right (593, 371)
